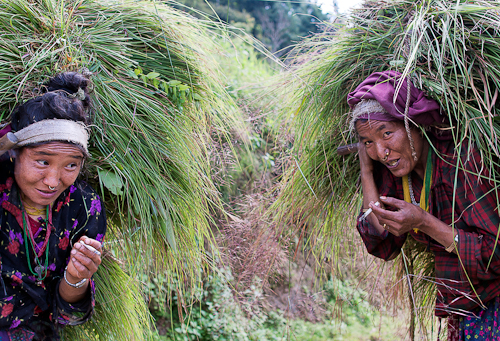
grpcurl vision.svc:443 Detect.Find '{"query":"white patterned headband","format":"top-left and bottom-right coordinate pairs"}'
top-left (0, 119), bottom-right (89, 156)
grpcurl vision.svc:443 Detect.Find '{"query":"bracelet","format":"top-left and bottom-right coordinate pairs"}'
top-left (445, 233), bottom-right (459, 253)
top-left (64, 268), bottom-right (88, 288)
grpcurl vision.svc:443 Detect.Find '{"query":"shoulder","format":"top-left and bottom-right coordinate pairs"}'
top-left (58, 180), bottom-right (106, 242)
top-left (55, 180), bottom-right (103, 218)
top-left (432, 137), bottom-right (488, 187)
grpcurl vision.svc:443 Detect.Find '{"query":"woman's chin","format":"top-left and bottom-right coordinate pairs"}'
top-left (26, 190), bottom-right (61, 207)
top-left (386, 166), bottom-right (410, 178)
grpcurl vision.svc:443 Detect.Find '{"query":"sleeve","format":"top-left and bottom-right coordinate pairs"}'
top-left (357, 213), bottom-right (407, 260)
top-left (355, 163), bottom-right (407, 260)
top-left (53, 184), bottom-right (107, 326)
top-left (453, 148), bottom-right (500, 285)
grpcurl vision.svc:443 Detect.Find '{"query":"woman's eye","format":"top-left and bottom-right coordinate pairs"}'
top-left (383, 131), bottom-right (392, 137)
top-left (37, 160), bottom-right (48, 166)
top-left (364, 141), bottom-right (372, 146)
top-left (66, 163), bottom-right (78, 169)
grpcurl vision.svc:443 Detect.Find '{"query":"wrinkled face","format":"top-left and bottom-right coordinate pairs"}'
top-left (356, 120), bottom-right (426, 178)
top-left (14, 142), bottom-right (84, 209)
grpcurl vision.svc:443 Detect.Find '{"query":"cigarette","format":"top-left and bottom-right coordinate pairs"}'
top-left (359, 201), bottom-right (380, 222)
top-left (81, 241), bottom-right (101, 256)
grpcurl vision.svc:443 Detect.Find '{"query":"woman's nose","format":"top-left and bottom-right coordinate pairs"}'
top-left (377, 145), bottom-right (389, 161)
top-left (43, 169), bottom-right (60, 188)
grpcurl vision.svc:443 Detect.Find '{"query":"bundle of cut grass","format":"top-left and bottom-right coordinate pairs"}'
top-left (0, 0), bottom-right (237, 339)
top-left (272, 0), bottom-right (500, 337)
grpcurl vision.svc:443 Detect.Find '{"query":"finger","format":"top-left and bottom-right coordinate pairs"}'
top-left (378, 196), bottom-right (407, 208)
top-left (71, 255), bottom-right (97, 278)
top-left (369, 204), bottom-right (400, 227)
top-left (71, 249), bottom-right (99, 274)
top-left (369, 201), bottom-right (397, 220)
top-left (79, 237), bottom-right (103, 253)
top-left (67, 258), bottom-right (90, 280)
top-left (73, 241), bottom-right (102, 265)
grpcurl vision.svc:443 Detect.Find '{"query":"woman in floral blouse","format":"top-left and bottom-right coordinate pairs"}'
top-left (0, 72), bottom-right (106, 340)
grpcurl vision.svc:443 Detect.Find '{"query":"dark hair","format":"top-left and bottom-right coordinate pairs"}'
top-left (11, 72), bottom-right (91, 131)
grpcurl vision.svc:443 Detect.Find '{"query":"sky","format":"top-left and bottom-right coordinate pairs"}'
top-left (317, 0), bottom-right (364, 14)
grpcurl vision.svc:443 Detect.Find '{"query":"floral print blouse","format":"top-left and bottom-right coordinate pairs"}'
top-left (0, 159), bottom-right (106, 339)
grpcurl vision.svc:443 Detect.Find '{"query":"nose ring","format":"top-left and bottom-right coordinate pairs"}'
top-left (48, 181), bottom-right (61, 191)
top-left (381, 150), bottom-right (389, 162)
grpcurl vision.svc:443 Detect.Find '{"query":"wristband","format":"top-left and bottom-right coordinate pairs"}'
top-left (64, 267), bottom-right (88, 288)
top-left (445, 233), bottom-right (459, 253)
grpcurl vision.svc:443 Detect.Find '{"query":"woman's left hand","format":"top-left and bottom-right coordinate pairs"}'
top-left (66, 236), bottom-right (102, 284)
top-left (369, 196), bottom-right (428, 236)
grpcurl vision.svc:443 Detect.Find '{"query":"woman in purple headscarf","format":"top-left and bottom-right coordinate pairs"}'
top-left (350, 71), bottom-right (500, 340)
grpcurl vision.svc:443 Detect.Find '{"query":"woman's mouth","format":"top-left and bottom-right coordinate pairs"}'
top-left (385, 159), bottom-right (400, 169)
top-left (36, 189), bottom-right (58, 198)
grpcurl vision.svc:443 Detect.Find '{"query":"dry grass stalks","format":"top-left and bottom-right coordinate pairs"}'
top-left (218, 193), bottom-right (288, 294)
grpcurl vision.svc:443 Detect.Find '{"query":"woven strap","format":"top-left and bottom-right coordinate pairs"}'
top-left (15, 119), bottom-right (89, 154)
top-left (402, 148), bottom-right (433, 233)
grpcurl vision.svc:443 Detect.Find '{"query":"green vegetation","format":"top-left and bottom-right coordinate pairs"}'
top-left (174, 0), bottom-right (329, 55)
top-left (148, 270), bottom-right (407, 341)
top-left (4, 0), bottom-right (491, 339)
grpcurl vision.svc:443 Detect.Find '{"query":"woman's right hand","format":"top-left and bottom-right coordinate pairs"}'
top-left (358, 142), bottom-right (374, 175)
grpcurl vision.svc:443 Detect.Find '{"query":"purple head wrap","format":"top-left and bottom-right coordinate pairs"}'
top-left (0, 124), bottom-right (11, 138)
top-left (348, 70), bottom-right (445, 127)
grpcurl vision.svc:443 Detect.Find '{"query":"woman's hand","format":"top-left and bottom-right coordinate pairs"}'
top-left (66, 236), bottom-right (102, 283)
top-left (358, 142), bottom-right (374, 175)
top-left (369, 196), bottom-right (427, 236)
top-left (59, 236), bottom-right (102, 303)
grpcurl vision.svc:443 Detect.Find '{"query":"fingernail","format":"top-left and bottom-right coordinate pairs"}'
top-left (380, 196), bottom-right (387, 200)
top-left (71, 250), bottom-right (76, 255)
top-left (72, 258), bottom-right (77, 263)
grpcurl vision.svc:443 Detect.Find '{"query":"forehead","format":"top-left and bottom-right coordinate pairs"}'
top-left (22, 142), bottom-right (84, 159)
top-left (355, 120), bottom-right (404, 135)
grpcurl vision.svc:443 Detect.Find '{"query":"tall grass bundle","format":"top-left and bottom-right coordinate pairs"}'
top-left (272, 0), bottom-right (500, 336)
top-left (0, 0), bottom-right (236, 338)
top-left (62, 253), bottom-right (153, 340)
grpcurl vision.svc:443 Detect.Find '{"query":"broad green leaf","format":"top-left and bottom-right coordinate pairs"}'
top-left (152, 78), bottom-right (159, 89)
top-left (146, 71), bottom-right (160, 79)
top-left (97, 169), bottom-right (124, 196)
top-left (160, 217), bottom-right (177, 253)
top-left (125, 69), bottom-right (138, 79)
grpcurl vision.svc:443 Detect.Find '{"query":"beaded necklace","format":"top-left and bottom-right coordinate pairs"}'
top-left (19, 196), bottom-right (53, 284)
top-left (402, 148), bottom-right (433, 234)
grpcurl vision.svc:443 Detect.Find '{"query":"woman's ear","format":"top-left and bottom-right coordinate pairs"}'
top-left (9, 149), bottom-right (18, 159)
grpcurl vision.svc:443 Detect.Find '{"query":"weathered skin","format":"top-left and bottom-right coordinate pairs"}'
top-left (14, 142), bottom-right (103, 303)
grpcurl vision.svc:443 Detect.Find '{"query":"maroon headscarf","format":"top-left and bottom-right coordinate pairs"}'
top-left (348, 70), bottom-right (446, 127)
